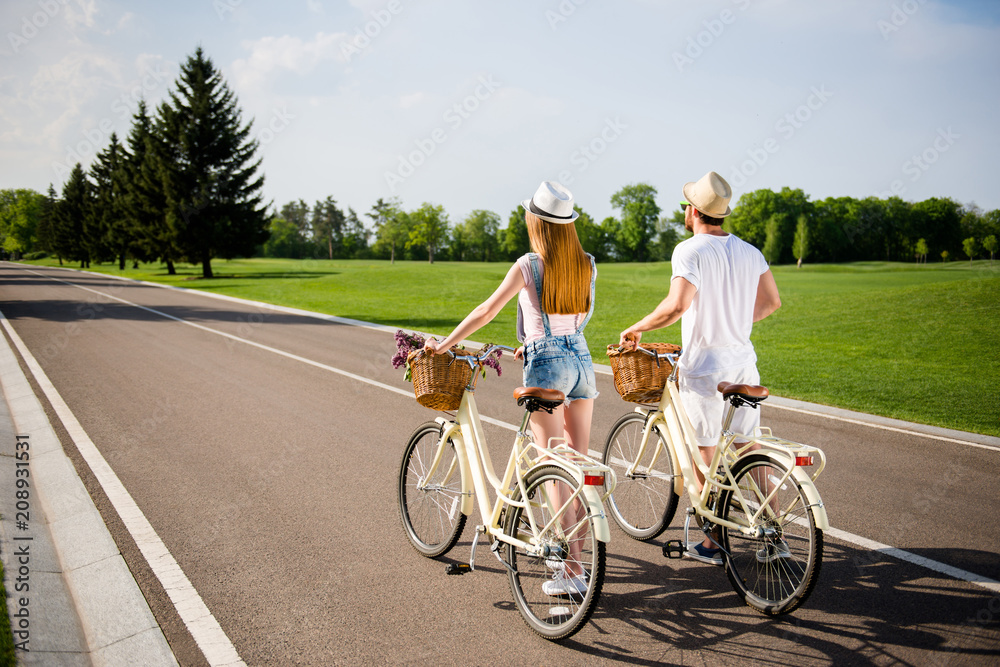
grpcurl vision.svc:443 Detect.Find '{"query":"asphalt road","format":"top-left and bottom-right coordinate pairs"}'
top-left (1, 262), bottom-right (998, 666)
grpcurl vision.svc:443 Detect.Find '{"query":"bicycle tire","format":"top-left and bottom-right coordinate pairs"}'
top-left (503, 465), bottom-right (605, 641)
top-left (398, 422), bottom-right (467, 558)
top-left (719, 453), bottom-right (822, 615)
top-left (601, 412), bottom-right (679, 541)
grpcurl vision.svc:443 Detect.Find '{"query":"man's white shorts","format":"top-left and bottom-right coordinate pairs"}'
top-left (679, 364), bottom-right (761, 448)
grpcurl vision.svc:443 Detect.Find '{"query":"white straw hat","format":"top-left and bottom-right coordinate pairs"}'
top-left (521, 181), bottom-right (579, 224)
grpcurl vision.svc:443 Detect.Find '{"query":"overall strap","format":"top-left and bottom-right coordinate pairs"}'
top-left (527, 253), bottom-right (552, 337)
top-left (576, 254), bottom-right (597, 333)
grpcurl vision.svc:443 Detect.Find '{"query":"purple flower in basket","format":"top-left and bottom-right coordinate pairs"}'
top-left (391, 329), bottom-right (503, 380)
top-left (391, 330), bottom-right (426, 370)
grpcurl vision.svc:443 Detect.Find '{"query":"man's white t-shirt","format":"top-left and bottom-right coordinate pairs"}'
top-left (670, 233), bottom-right (769, 377)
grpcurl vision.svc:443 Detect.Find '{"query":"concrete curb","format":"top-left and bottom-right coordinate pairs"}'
top-left (0, 322), bottom-right (177, 666)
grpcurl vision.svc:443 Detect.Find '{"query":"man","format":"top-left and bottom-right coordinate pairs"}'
top-left (618, 171), bottom-right (781, 565)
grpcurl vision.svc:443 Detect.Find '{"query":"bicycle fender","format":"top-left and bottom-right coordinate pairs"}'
top-left (767, 453), bottom-right (829, 532)
top-left (791, 468), bottom-right (830, 531)
top-left (438, 419), bottom-right (474, 517)
top-left (527, 461), bottom-right (612, 543)
top-left (581, 485), bottom-right (611, 544)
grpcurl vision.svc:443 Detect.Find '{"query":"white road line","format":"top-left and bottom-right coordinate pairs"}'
top-left (824, 527), bottom-right (1000, 595)
top-left (764, 403), bottom-right (1000, 452)
top-left (591, 366), bottom-right (998, 452)
top-left (0, 314), bottom-right (246, 667)
top-left (14, 267), bottom-right (1000, 599)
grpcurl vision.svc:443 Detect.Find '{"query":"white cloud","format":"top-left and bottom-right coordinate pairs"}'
top-left (232, 32), bottom-right (349, 91)
top-left (398, 92), bottom-right (425, 109)
top-left (65, 0), bottom-right (98, 29)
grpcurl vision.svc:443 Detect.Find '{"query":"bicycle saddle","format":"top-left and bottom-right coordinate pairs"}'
top-left (717, 382), bottom-right (769, 406)
top-left (514, 386), bottom-right (565, 413)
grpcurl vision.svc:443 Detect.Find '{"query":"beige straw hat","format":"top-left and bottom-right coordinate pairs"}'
top-left (682, 171), bottom-right (733, 218)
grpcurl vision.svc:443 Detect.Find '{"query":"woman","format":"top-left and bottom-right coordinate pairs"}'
top-left (424, 181), bottom-right (598, 596)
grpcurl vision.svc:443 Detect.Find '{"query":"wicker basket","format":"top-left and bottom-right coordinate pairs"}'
top-left (607, 342), bottom-right (682, 404)
top-left (407, 349), bottom-right (476, 411)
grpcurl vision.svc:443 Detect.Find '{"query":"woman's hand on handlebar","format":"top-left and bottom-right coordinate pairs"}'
top-left (513, 346), bottom-right (524, 361)
top-left (423, 338), bottom-right (445, 355)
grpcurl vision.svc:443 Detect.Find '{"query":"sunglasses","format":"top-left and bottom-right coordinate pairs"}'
top-left (680, 201), bottom-right (691, 211)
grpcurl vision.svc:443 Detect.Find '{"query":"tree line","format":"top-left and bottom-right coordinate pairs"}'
top-left (257, 182), bottom-right (686, 264)
top-left (727, 186), bottom-right (999, 266)
top-left (2, 48), bottom-right (998, 268)
top-left (220, 183), bottom-right (1000, 265)
top-left (0, 47), bottom-right (268, 278)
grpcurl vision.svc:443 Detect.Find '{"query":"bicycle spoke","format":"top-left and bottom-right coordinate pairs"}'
top-left (601, 413), bottom-right (678, 541)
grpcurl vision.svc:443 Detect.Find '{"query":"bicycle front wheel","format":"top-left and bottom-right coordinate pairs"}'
top-left (601, 412), bottom-right (679, 541)
top-left (503, 465), bottom-right (605, 641)
top-left (398, 422), bottom-right (467, 558)
top-left (719, 454), bottom-right (823, 615)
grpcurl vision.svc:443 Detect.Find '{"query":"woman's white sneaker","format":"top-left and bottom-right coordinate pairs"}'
top-left (542, 574), bottom-right (587, 596)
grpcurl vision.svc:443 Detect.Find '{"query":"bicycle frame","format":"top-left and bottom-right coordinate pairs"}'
top-left (417, 353), bottom-right (616, 561)
top-left (628, 370), bottom-right (829, 536)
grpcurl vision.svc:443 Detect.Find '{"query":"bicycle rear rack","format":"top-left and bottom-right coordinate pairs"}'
top-left (519, 440), bottom-right (618, 501)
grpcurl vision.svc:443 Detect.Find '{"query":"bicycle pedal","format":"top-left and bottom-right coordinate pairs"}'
top-left (662, 540), bottom-right (685, 559)
top-left (445, 563), bottom-right (472, 575)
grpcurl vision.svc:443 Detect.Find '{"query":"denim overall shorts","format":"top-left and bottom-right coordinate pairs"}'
top-left (520, 253), bottom-right (599, 404)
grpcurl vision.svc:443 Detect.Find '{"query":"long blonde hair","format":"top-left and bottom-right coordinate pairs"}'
top-left (525, 212), bottom-right (592, 314)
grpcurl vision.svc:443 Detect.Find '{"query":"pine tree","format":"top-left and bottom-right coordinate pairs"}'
top-left (91, 133), bottom-right (131, 269)
top-left (312, 196), bottom-right (344, 259)
top-left (158, 47), bottom-right (268, 278)
top-left (36, 185), bottom-right (58, 260)
top-left (126, 100), bottom-right (179, 273)
top-left (54, 164), bottom-right (92, 267)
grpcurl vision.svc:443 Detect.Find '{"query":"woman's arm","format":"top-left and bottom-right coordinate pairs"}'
top-left (424, 262), bottom-right (526, 353)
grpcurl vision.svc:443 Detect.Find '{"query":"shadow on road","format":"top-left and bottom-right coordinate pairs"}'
top-left (548, 533), bottom-right (1000, 665)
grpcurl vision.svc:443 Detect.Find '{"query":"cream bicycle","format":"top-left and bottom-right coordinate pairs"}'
top-left (601, 344), bottom-right (828, 615)
top-left (398, 344), bottom-right (617, 640)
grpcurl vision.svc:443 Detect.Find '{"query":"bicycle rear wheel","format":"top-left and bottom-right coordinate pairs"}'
top-left (601, 412), bottom-right (679, 541)
top-left (503, 465), bottom-right (605, 641)
top-left (398, 422), bottom-right (467, 558)
top-left (719, 454), bottom-right (822, 615)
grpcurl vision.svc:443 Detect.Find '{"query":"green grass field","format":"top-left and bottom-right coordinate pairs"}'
top-left (20, 257), bottom-right (1000, 437)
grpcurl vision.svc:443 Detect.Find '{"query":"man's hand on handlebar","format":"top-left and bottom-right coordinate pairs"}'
top-left (619, 329), bottom-right (641, 351)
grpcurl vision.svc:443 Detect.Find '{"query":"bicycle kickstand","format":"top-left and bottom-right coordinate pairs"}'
top-left (446, 529), bottom-right (480, 576)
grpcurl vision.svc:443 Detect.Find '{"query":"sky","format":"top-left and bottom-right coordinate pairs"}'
top-left (2, 0), bottom-right (1000, 227)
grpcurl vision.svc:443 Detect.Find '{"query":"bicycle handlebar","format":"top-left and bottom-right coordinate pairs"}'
top-left (608, 344), bottom-right (682, 363)
top-left (419, 343), bottom-right (516, 367)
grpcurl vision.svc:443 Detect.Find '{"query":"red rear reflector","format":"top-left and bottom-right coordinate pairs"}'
top-left (584, 475), bottom-right (604, 486)
top-left (795, 455), bottom-right (814, 467)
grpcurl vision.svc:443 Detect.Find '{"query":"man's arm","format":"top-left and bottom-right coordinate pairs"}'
top-left (619, 276), bottom-right (697, 348)
top-left (753, 269), bottom-right (781, 322)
